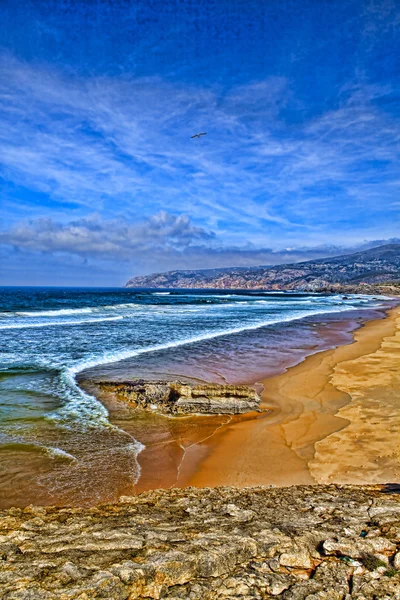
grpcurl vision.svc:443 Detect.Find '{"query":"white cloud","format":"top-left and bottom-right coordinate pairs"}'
top-left (0, 211), bottom-right (214, 260)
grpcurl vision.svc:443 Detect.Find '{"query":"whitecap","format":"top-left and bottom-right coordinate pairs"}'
top-left (44, 446), bottom-right (78, 462)
top-left (0, 316), bottom-right (124, 330)
top-left (17, 307), bottom-right (94, 317)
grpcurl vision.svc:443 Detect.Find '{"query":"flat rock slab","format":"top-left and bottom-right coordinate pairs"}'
top-left (1, 485), bottom-right (400, 598)
top-left (96, 380), bottom-right (261, 415)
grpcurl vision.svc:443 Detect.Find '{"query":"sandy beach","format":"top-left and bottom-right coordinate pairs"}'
top-left (93, 303), bottom-right (400, 495)
top-left (186, 305), bottom-right (400, 488)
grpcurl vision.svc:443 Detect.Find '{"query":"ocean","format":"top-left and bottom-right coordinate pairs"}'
top-left (0, 287), bottom-right (393, 506)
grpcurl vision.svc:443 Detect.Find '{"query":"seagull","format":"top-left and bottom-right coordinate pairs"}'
top-left (191, 132), bottom-right (207, 139)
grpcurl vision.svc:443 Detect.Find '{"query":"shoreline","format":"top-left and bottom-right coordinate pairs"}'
top-left (80, 302), bottom-right (400, 496)
top-left (0, 297), bottom-right (398, 509)
top-left (186, 304), bottom-right (400, 488)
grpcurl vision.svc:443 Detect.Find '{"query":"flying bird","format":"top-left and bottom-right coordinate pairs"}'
top-left (191, 132), bottom-right (207, 139)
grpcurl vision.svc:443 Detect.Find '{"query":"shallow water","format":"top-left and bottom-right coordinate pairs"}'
top-left (0, 287), bottom-right (394, 506)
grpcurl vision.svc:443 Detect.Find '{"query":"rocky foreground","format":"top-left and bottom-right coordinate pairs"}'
top-left (96, 380), bottom-right (261, 415)
top-left (1, 485), bottom-right (400, 599)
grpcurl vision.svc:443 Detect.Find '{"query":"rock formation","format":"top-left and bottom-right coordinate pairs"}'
top-left (96, 380), bottom-right (261, 415)
top-left (1, 485), bottom-right (399, 598)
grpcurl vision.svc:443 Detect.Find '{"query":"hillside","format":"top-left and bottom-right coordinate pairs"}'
top-left (126, 244), bottom-right (400, 291)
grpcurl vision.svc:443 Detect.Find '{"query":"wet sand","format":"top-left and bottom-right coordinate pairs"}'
top-left (187, 305), bottom-right (400, 488)
top-left (82, 380), bottom-right (263, 493)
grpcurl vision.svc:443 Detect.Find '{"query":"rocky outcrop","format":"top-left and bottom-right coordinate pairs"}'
top-left (1, 485), bottom-right (399, 598)
top-left (97, 380), bottom-right (261, 415)
top-left (125, 243), bottom-right (400, 291)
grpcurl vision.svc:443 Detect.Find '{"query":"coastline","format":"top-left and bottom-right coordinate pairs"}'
top-left (8, 289), bottom-right (396, 509)
top-left (80, 302), bottom-right (400, 495)
top-left (187, 304), bottom-right (400, 488)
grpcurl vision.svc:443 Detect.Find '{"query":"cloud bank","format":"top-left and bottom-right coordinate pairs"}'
top-left (2, 210), bottom-right (398, 282)
top-left (0, 212), bottom-right (213, 259)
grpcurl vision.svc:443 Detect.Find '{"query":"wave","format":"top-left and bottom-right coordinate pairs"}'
top-left (0, 294), bottom-right (300, 319)
top-left (0, 303), bottom-right (143, 319)
top-left (2, 299), bottom-right (294, 327)
top-left (0, 292), bottom-right (387, 321)
top-left (46, 369), bottom-right (145, 485)
top-left (0, 316), bottom-right (124, 330)
top-left (0, 441), bottom-right (77, 462)
top-left (101, 303), bottom-right (141, 310)
top-left (17, 308), bottom-right (94, 317)
top-left (49, 367), bottom-right (111, 430)
top-left (70, 303), bottom-right (362, 377)
top-left (44, 446), bottom-right (78, 461)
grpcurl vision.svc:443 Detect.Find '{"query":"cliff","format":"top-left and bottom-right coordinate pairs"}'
top-left (125, 244), bottom-right (400, 291)
top-left (96, 380), bottom-right (261, 415)
top-left (1, 485), bottom-right (399, 598)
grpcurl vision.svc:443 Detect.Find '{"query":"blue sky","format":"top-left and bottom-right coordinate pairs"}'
top-left (0, 0), bottom-right (399, 285)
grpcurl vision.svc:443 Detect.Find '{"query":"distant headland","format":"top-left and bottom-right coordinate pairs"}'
top-left (126, 244), bottom-right (400, 293)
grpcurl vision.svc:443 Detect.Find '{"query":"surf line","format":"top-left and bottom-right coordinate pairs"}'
top-left (69, 304), bottom-right (361, 378)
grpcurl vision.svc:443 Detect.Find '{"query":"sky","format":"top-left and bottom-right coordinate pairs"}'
top-left (0, 0), bottom-right (399, 286)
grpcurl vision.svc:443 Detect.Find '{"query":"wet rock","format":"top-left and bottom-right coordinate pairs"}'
top-left (96, 379), bottom-right (261, 414)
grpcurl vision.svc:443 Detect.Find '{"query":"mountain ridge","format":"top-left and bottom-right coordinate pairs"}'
top-left (126, 243), bottom-right (400, 291)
